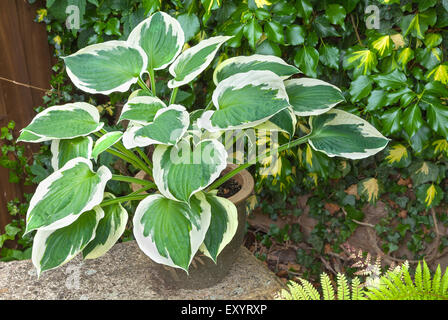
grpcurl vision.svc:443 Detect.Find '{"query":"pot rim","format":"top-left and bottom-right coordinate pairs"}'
top-left (131, 163), bottom-right (254, 205)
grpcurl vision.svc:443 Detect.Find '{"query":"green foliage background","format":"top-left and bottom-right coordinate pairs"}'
top-left (1, 0), bottom-right (447, 275)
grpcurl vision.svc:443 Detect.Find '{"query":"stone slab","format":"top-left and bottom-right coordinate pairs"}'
top-left (0, 241), bottom-right (284, 300)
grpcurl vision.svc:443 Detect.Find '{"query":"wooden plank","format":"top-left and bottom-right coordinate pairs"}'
top-left (0, 0), bottom-right (53, 233)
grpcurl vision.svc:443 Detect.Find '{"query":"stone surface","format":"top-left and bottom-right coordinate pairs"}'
top-left (0, 241), bottom-right (284, 300)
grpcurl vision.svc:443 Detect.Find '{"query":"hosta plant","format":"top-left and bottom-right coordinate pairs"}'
top-left (18, 11), bottom-right (389, 276)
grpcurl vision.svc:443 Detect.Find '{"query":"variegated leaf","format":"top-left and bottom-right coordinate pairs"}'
top-left (32, 206), bottom-right (104, 275)
top-left (153, 138), bottom-right (227, 203)
top-left (285, 78), bottom-right (345, 116)
top-left (51, 136), bottom-right (93, 170)
top-left (128, 11), bottom-right (185, 71)
top-left (91, 131), bottom-right (123, 161)
top-left (82, 193), bottom-right (128, 259)
top-left (358, 178), bottom-right (381, 203)
top-left (308, 109), bottom-right (389, 159)
top-left (255, 108), bottom-right (297, 136)
top-left (197, 70), bottom-right (290, 131)
top-left (168, 36), bottom-right (232, 88)
top-left (119, 96), bottom-right (167, 124)
top-left (200, 193), bottom-right (238, 262)
top-left (133, 193), bottom-right (211, 272)
top-left (122, 105), bottom-right (189, 148)
top-left (18, 103), bottom-right (103, 142)
top-left (213, 54), bottom-right (300, 84)
top-left (25, 158), bottom-right (112, 234)
top-left (63, 40), bottom-right (147, 95)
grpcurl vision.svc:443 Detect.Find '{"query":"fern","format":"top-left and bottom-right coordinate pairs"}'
top-left (277, 273), bottom-right (365, 300)
top-left (276, 260), bottom-right (448, 300)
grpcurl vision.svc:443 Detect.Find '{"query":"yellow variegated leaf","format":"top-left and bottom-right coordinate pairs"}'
top-left (372, 36), bottom-right (392, 56)
top-left (305, 144), bottom-right (313, 167)
top-left (385, 144), bottom-right (408, 164)
top-left (308, 172), bottom-right (318, 186)
top-left (416, 162), bottom-right (430, 175)
top-left (347, 49), bottom-right (377, 74)
top-left (360, 178), bottom-right (380, 203)
top-left (255, 0), bottom-right (271, 8)
top-left (425, 184), bottom-right (437, 207)
top-left (427, 65), bottom-right (448, 85)
top-left (433, 139), bottom-right (448, 156)
top-left (37, 9), bottom-right (47, 22)
top-left (397, 48), bottom-right (414, 69)
top-left (391, 34), bottom-right (405, 49)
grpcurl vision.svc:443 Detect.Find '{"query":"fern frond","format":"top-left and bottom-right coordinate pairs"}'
top-left (414, 261), bottom-right (423, 292)
top-left (320, 273), bottom-right (335, 300)
top-left (337, 273), bottom-right (350, 300)
top-left (351, 277), bottom-right (365, 300)
top-left (440, 267), bottom-right (448, 296)
top-left (432, 265), bottom-right (441, 297)
top-left (278, 281), bottom-right (309, 300)
top-left (422, 260), bottom-right (432, 299)
top-left (299, 278), bottom-right (321, 300)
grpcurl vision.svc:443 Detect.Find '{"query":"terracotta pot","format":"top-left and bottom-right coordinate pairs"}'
top-left (131, 164), bottom-right (254, 289)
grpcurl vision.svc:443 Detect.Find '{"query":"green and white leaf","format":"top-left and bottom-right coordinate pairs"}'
top-left (255, 108), bottom-right (297, 136)
top-left (122, 105), bottom-right (189, 148)
top-left (199, 194), bottom-right (238, 262)
top-left (63, 40), bottom-right (147, 95)
top-left (308, 109), bottom-right (390, 159)
top-left (32, 206), bottom-right (104, 275)
top-left (18, 102), bottom-right (103, 142)
top-left (168, 36), bottom-right (232, 88)
top-left (285, 78), bottom-right (345, 116)
top-left (153, 138), bottom-right (227, 203)
top-left (197, 70), bottom-right (290, 131)
top-left (119, 96), bottom-right (167, 124)
top-left (51, 136), bottom-right (93, 170)
top-left (91, 131), bottom-right (123, 161)
top-left (128, 11), bottom-right (185, 71)
top-left (213, 54), bottom-right (300, 84)
top-left (25, 158), bottom-right (112, 234)
top-left (133, 193), bottom-right (211, 272)
top-left (83, 193), bottom-right (128, 259)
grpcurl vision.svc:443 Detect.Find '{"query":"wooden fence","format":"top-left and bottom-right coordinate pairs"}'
top-left (0, 0), bottom-right (53, 232)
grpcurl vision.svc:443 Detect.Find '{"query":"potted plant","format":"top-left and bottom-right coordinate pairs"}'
top-left (18, 11), bottom-right (389, 288)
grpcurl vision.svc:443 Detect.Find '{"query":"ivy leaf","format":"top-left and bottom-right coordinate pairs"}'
top-left (319, 45), bottom-right (339, 70)
top-left (385, 144), bottom-right (411, 168)
top-left (349, 75), bottom-right (372, 102)
top-left (397, 48), bottom-right (414, 69)
top-left (426, 64), bottom-right (448, 85)
top-left (346, 49), bottom-right (377, 75)
top-left (296, 0), bottom-right (313, 24)
top-left (325, 4), bottom-right (346, 26)
top-left (294, 46), bottom-right (319, 78)
top-left (312, 16), bottom-right (340, 38)
top-left (416, 184), bottom-right (443, 208)
top-left (402, 104), bottom-right (423, 138)
top-left (104, 17), bottom-right (121, 36)
top-left (418, 0), bottom-right (437, 11)
top-left (286, 25), bottom-right (305, 46)
top-left (410, 161), bottom-right (440, 186)
top-left (373, 69), bottom-right (407, 90)
top-left (425, 98), bottom-right (448, 138)
top-left (358, 178), bottom-right (381, 204)
top-left (380, 107), bottom-right (402, 135)
top-left (177, 13), bottom-right (200, 42)
top-left (366, 90), bottom-right (387, 111)
top-left (371, 35), bottom-right (393, 57)
top-left (265, 20), bottom-right (284, 44)
top-left (244, 19), bottom-right (263, 49)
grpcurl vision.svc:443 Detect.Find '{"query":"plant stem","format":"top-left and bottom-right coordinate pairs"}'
top-left (207, 134), bottom-right (311, 191)
top-left (137, 75), bottom-right (152, 95)
top-left (204, 99), bottom-right (214, 111)
top-left (149, 68), bottom-right (156, 96)
top-left (169, 87), bottom-right (178, 105)
top-left (97, 129), bottom-right (152, 175)
top-left (100, 194), bottom-right (148, 207)
top-left (135, 147), bottom-right (153, 169)
top-left (106, 148), bottom-right (152, 176)
top-left (111, 174), bottom-right (155, 188)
